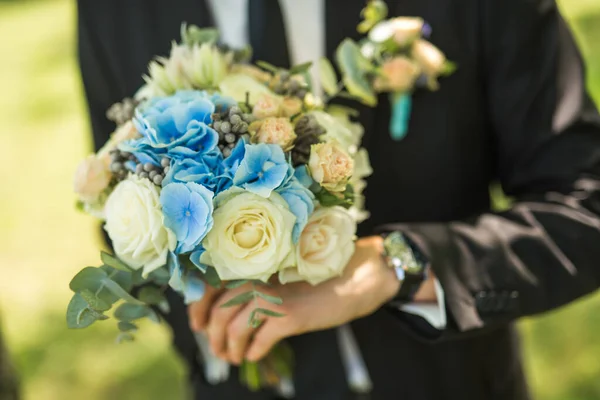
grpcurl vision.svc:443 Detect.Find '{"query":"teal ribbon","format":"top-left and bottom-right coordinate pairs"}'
top-left (389, 93), bottom-right (412, 141)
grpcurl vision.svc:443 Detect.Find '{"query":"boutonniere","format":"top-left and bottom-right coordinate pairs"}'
top-left (330, 0), bottom-right (456, 140)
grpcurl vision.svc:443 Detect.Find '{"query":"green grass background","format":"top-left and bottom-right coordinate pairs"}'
top-left (0, 0), bottom-right (599, 399)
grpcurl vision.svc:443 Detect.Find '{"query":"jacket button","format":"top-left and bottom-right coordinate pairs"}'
top-left (475, 292), bottom-right (491, 313)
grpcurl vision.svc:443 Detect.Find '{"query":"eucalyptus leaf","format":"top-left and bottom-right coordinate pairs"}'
top-left (114, 303), bottom-right (150, 321)
top-left (254, 291), bottom-right (283, 305)
top-left (255, 308), bottom-right (286, 318)
top-left (116, 333), bottom-right (135, 344)
top-left (67, 294), bottom-right (99, 329)
top-left (225, 280), bottom-right (249, 289)
top-left (147, 308), bottom-right (161, 324)
top-left (102, 278), bottom-right (145, 305)
top-left (79, 289), bottom-right (111, 312)
top-left (69, 267), bottom-right (107, 293)
top-left (241, 360), bottom-right (261, 391)
top-left (336, 39), bottom-right (377, 106)
top-left (319, 58), bottom-right (339, 96)
top-left (118, 321), bottom-right (138, 332)
top-left (256, 60), bottom-right (280, 73)
top-left (138, 286), bottom-right (167, 305)
top-left (148, 266), bottom-right (171, 285)
top-left (289, 61), bottom-right (313, 75)
top-left (100, 251), bottom-right (131, 272)
top-left (221, 291), bottom-right (254, 308)
top-left (101, 266), bottom-right (133, 292)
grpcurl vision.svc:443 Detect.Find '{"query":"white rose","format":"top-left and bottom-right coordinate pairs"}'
top-left (200, 188), bottom-right (296, 282)
top-left (279, 207), bottom-right (356, 285)
top-left (369, 17), bottom-right (424, 46)
top-left (349, 148), bottom-right (373, 223)
top-left (309, 110), bottom-right (364, 154)
top-left (104, 176), bottom-right (176, 277)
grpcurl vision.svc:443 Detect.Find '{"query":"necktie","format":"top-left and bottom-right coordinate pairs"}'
top-left (248, 0), bottom-right (291, 69)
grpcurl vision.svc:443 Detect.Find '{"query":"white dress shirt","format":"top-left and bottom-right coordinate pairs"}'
top-left (206, 0), bottom-right (447, 394)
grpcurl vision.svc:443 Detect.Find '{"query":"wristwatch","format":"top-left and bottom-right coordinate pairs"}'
top-left (382, 231), bottom-right (428, 305)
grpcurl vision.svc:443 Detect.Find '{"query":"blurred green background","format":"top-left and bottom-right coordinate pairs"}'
top-left (0, 0), bottom-right (599, 399)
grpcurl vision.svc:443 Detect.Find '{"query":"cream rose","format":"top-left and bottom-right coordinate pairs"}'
top-left (104, 176), bottom-right (176, 277)
top-left (251, 117), bottom-right (297, 150)
top-left (200, 188), bottom-right (296, 282)
top-left (373, 56), bottom-right (421, 93)
top-left (412, 39), bottom-right (447, 77)
top-left (74, 155), bottom-right (112, 203)
top-left (279, 207), bottom-right (356, 285)
top-left (309, 141), bottom-right (354, 192)
top-left (348, 148), bottom-right (373, 223)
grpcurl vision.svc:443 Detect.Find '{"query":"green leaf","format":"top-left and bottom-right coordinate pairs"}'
top-left (100, 251), bottom-right (131, 272)
top-left (138, 286), bottom-right (167, 305)
top-left (147, 308), bottom-right (161, 324)
top-left (118, 321), bottom-right (138, 332)
top-left (67, 294), bottom-right (100, 329)
top-left (315, 188), bottom-right (353, 209)
top-left (255, 291), bottom-right (283, 305)
top-left (336, 39), bottom-right (377, 106)
top-left (255, 308), bottom-right (285, 318)
top-left (240, 361), bottom-right (261, 391)
top-left (250, 318), bottom-right (263, 329)
top-left (69, 267), bottom-right (107, 293)
top-left (114, 303), bottom-right (150, 321)
top-left (221, 291), bottom-right (255, 308)
top-left (358, 0), bottom-right (388, 33)
top-left (102, 278), bottom-right (145, 305)
top-left (116, 333), bottom-right (135, 344)
top-left (79, 289), bottom-right (111, 312)
top-left (442, 61), bottom-right (458, 76)
top-left (289, 61), bottom-right (313, 75)
top-left (319, 58), bottom-right (339, 96)
top-left (225, 280), bottom-right (249, 289)
top-left (202, 267), bottom-right (222, 288)
top-left (148, 266), bottom-right (171, 285)
top-left (256, 60), bottom-right (280, 73)
top-left (180, 24), bottom-right (219, 46)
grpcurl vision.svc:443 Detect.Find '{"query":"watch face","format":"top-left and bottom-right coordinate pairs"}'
top-left (384, 232), bottom-right (423, 275)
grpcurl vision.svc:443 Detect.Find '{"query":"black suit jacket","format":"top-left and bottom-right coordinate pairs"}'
top-left (77, 0), bottom-right (600, 399)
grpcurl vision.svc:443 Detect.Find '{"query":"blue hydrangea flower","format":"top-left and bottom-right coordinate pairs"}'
top-left (167, 251), bottom-right (206, 304)
top-left (233, 143), bottom-right (290, 198)
top-left (277, 177), bottom-right (316, 243)
top-left (294, 165), bottom-right (315, 189)
top-left (160, 182), bottom-right (215, 254)
top-left (133, 90), bottom-right (236, 161)
top-left (163, 156), bottom-right (234, 194)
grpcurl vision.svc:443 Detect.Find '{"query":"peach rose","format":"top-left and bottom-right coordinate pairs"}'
top-left (280, 96), bottom-right (303, 117)
top-left (412, 39), bottom-right (447, 77)
top-left (373, 56), bottom-right (421, 93)
top-left (251, 117), bottom-right (297, 150)
top-left (308, 141), bottom-right (354, 193)
top-left (252, 94), bottom-right (283, 119)
top-left (74, 155), bottom-right (112, 202)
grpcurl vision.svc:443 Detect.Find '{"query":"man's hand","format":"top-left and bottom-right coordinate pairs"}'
top-left (189, 236), bottom-right (401, 364)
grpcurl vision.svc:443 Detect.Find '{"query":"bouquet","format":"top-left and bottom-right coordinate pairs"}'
top-left (68, 1), bottom-right (451, 392)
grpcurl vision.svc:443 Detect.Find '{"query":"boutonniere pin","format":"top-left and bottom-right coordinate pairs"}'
top-left (332, 0), bottom-right (456, 140)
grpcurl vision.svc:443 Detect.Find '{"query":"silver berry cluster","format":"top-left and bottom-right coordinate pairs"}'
top-left (106, 98), bottom-right (139, 126)
top-left (109, 149), bottom-right (137, 181)
top-left (271, 71), bottom-right (309, 100)
top-left (212, 106), bottom-right (255, 157)
top-left (134, 157), bottom-right (170, 186)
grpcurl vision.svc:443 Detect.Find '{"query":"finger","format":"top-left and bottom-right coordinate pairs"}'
top-left (225, 306), bottom-right (260, 365)
top-left (187, 285), bottom-right (221, 332)
top-left (207, 289), bottom-right (250, 358)
top-left (245, 320), bottom-right (281, 362)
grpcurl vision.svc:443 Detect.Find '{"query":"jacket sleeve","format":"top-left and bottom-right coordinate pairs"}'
top-left (379, 0), bottom-right (600, 340)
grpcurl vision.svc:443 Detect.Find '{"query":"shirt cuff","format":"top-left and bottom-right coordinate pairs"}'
top-left (399, 278), bottom-right (446, 329)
